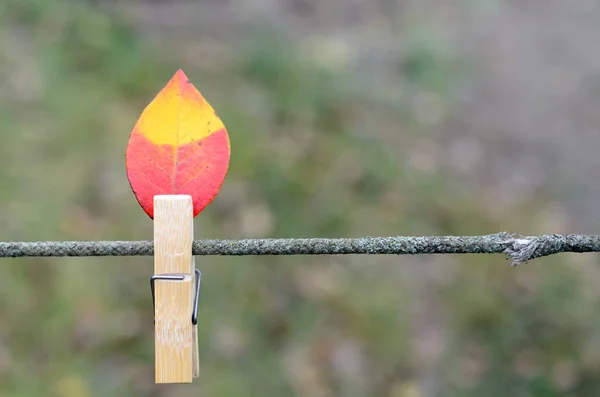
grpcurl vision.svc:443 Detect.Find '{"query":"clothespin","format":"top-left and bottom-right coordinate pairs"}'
top-left (150, 195), bottom-right (200, 383)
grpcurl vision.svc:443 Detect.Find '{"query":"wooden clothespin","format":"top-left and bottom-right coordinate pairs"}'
top-left (151, 195), bottom-right (199, 383)
top-left (125, 69), bottom-right (231, 384)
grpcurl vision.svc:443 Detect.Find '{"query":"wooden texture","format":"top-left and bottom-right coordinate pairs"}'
top-left (153, 195), bottom-right (198, 383)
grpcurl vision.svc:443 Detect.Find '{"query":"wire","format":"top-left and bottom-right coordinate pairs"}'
top-left (1, 233), bottom-right (599, 266)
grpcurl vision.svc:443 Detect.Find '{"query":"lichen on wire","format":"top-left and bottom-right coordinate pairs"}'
top-left (1, 232), bottom-right (599, 266)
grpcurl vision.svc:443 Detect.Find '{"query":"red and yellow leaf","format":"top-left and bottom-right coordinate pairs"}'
top-left (125, 69), bottom-right (230, 219)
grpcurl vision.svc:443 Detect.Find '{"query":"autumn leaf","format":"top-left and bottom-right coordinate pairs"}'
top-left (125, 69), bottom-right (230, 219)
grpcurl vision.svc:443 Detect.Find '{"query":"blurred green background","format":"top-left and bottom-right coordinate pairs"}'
top-left (2, 0), bottom-right (600, 396)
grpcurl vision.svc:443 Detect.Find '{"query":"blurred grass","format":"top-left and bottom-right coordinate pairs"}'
top-left (1, 1), bottom-right (600, 397)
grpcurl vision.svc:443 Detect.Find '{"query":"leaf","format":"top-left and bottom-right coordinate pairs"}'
top-left (125, 69), bottom-right (231, 219)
